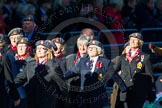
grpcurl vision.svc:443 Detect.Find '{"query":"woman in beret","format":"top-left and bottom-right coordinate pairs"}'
top-left (14, 40), bottom-right (62, 108)
top-left (114, 33), bottom-right (156, 108)
top-left (12, 37), bottom-right (32, 108)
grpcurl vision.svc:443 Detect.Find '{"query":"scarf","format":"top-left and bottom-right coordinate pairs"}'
top-left (15, 53), bottom-right (30, 60)
top-left (10, 44), bottom-right (17, 50)
top-left (74, 51), bottom-right (80, 64)
top-left (36, 56), bottom-right (48, 66)
top-left (55, 52), bottom-right (63, 58)
top-left (126, 49), bottom-right (140, 63)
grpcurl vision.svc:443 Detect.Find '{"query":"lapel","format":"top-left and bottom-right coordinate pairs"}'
top-left (130, 53), bottom-right (143, 67)
top-left (93, 56), bottom-right (103, 73)
top-left (27, 60), bottom-right (37, 81)
top-left (130, 52), bottom-right (145, 76)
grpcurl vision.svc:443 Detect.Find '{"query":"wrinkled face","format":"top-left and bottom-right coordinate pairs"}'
top-left (36, 45), bottom-right (48, 58)
top-left (78, 42), bottom-right (88, 55)
top-left (22, 21), bottom-right (35, 34)
top-left (9, 35), bottom-right (21, 46)
top-left (88, 45), bottom-right (98, 57)
top-left (129, 37), bottom-right (139, 49)
top-left (17, 44), bottom-right (27, 56)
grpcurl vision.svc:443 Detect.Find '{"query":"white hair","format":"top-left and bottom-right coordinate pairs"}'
top-left (96, 46), bottom-right (102, 55)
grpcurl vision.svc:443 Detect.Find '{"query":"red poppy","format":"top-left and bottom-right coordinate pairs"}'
top-left (96, 61), bottom-right (102, 69)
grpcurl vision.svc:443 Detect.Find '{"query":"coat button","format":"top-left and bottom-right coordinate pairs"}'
top-left (124, 80), bottom-right (126, 82)
top-left (130, 79), bottom-right (132, 81)
top-left (134, 71), bottom-right (136, 73)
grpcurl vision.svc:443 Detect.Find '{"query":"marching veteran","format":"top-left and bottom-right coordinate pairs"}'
top-left (14, 37), bottom-right (32, 108)
top-left (114, 33), bottom-right (156, 108)
top-left (14, 40), bottom-right (62, 108)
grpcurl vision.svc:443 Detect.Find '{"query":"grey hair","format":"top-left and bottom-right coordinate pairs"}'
top-left (77, 35), bottom-right (90, 47)
top-left (138, 40), bottom-right (144, 48)
top-left (96, 46), bottom-right (103, 56)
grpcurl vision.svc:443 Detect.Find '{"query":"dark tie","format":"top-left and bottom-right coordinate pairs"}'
top-left (80, 59), bottom-right (94, 91)
top-left (89, 59), bottom-right (94, 70)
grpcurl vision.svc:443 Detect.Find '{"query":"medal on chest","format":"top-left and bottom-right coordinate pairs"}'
top-left (141, 55), bottom-right (144, 62)
top-left (136, 55), bottom-right (144, 69)
top-left (137, 62), bottom-right (142, 69)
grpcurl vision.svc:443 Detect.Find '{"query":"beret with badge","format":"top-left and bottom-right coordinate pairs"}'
top-left (129, 32), bottom-right (143, 40)
top-left (8, 27), bottom-right (23, 37)
top-left (17, 37), bottom-right (28, 45)
top-left (88, 40), bottom-right (103, 48)
top-left (35, 40), bottom-right (51, 49)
